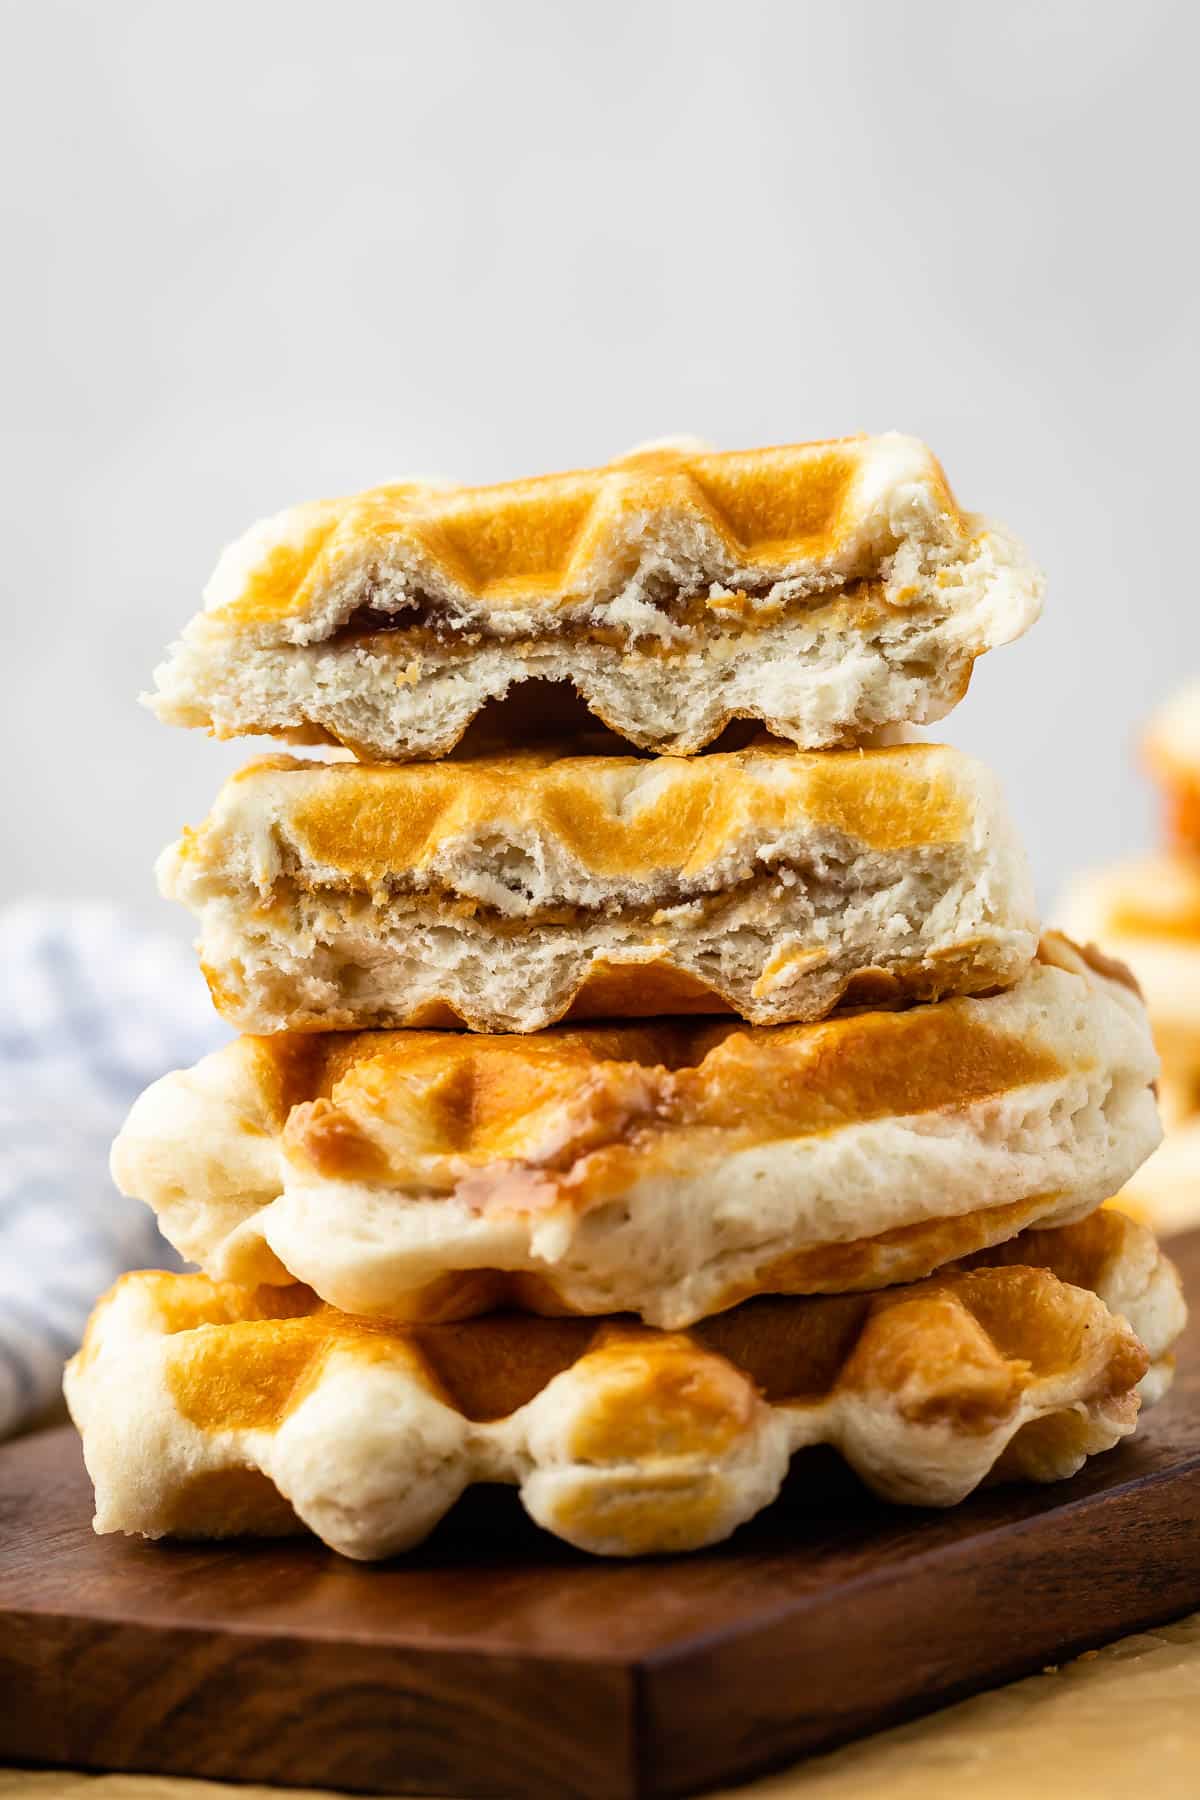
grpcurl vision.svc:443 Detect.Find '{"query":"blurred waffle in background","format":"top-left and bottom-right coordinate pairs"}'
top-left (1062, 684), bottom-right (1200, 1234)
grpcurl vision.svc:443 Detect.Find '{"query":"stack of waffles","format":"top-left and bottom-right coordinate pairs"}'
top-left (1063, 683), bottom-right (1200, 1236)
top-left (66, 436), bottom-right (1186, 1560)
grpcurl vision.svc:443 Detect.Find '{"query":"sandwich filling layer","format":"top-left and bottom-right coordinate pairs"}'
top-left (161, 742), bottom-right (1038, 1032)
top-left (110, 938), bottom-right (1162, 1326)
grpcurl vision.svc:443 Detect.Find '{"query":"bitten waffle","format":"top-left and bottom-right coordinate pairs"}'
top-left (161, 741), bottom-right (1037, 1034)
top-left (63, 1212), bottom-right (1183, 1560)
top-left (147, 435), bottom-right (1043, 760)
top-left (110, 936), bottom-right (1161, 1328)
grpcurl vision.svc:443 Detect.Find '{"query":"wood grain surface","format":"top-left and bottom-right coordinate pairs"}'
top-left (2, 1232), bottom-right (1199, 1800)
top-left (8, 1611), bottom-right (1200, 1797)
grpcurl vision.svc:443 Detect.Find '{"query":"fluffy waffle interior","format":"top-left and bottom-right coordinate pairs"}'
top-left (146, 434), bottom-right (1043, 759)
top-left (161, 741), bottom-right (1037, 1033)
top-left (110, 934), bottom-right (1161, 1328)
top-left (64, 1211), bottom-right (1183, 1560)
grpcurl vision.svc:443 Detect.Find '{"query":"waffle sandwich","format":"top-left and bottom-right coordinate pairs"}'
top-left (160, 741), bottom-right (1037, 1034)
top-left (147, 435), bottom-right (1043, 761)
top-left (73, 428), bottom-right (1189, 1565)
top-left (64, 1212), bottom-right (1183, 1560)
top-left (111, 935), bottom-right (1160, 1328)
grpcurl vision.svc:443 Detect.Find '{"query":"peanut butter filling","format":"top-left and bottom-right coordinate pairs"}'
top-left (328, 573), bottom-right (893, 654)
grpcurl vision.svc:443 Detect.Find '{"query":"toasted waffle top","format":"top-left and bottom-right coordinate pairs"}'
top-left (147, 434), bottom-right (1042, 759)
top-left (164, 740), bottom-right (1012, 898)
top-left (193, 435), bottom-right (964, 637)
top-left (65, 1213), bottom-right (1180, 1558)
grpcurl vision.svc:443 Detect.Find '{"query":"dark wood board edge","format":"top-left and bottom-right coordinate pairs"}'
top-left (0, 1614), bottom-right (637, 1800)
top-left (4, 1231), bottom-right (1198, 1800)
top-left (635, 1466), bottom-right (1200, 1797)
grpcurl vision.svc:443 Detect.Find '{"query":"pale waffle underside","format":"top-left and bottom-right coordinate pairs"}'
top-left (160, 742), bottom-right (1037, 1033)
top-left (109, 937), bottom-right (1163, 1328)
top-left (147, 435), bottom-right (1043, 758)
top-left (64, 1213), bottom-right (1182, 1560)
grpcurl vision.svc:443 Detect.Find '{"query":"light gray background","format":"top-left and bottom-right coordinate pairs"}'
top-left (2, 0), bottom-right (1196, 928)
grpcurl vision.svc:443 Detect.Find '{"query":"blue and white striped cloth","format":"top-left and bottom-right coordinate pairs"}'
top-left (0, 902), bottom-right (224, 1437)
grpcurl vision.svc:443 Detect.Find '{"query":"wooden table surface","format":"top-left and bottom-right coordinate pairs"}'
top-left (5, 1608), bottom-right (1200, 1798)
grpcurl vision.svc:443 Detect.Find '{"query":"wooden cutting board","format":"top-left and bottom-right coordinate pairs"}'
top-left (3, 1231), bottom-right (1200, 1800)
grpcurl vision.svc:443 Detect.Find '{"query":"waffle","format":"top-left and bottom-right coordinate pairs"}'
top-left (1113, 1124), bottom-right (1200, 1240)
top-left (146, 435), bottom-right (1043, 760)
top-left (111, 935), bottom-right (1160, 1328)
top-left (161, 741), bottom-right (1037, 1034)
top-left (957, 1206), bottom-right (1186, 1405)
top-left (1144, 683), bottom-right (1200, 852)
top-left (1060, 858), bottom-right (1200, 1069)
top-left (63, 1213), bottom-right (1181, 1560)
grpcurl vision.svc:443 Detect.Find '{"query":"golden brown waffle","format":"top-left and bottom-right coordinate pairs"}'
top-left (146, 434), bottom-right (1042, 759)
top-left (110, 935), bottom-right (1161, 1327)
top-left (1145, 683), bottom-right (1200, 852)
top-left (160, 741), bottom-right (1037, 1033)
top-left (64, 1213), bottom-right (1182, 1560)
top-left (961, 1206), bottom-right (1185, 1403)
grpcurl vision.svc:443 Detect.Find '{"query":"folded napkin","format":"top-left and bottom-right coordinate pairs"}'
top-left (0, 902), bottom-right (223, 1438)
